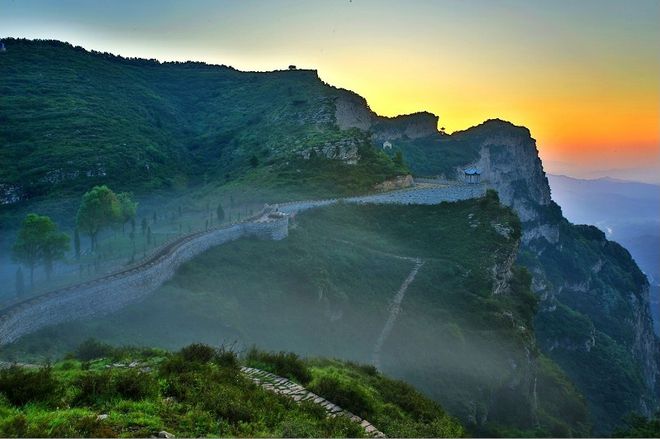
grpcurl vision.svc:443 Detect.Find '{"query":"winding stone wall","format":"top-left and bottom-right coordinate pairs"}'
top-left (278, 183), bottom-right (486, 215)
top-left (0, 182), bottom-right (484, 346)
top-left (0, 214), bottom-right (289, 346)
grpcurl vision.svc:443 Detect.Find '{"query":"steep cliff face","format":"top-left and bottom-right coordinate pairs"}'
top-left (362, 114), bottom-right (660, 433)
top-left (333, 89), bottom-right (439, 141)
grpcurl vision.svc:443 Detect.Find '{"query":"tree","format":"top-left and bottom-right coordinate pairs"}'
top-left (141, 217), bottom-right (147, 235)
top-left (12, 213), bottom-right (70, 286)
top-left (146, 225), bottom-right (152, 245)
top-left (76, 186), bottom-right (121, 252)
top-left (41, 230), bottom-right (70, 279)
top-left (216, 203), bottom-right (225, 222)
top-left (74, 227), bottom-right (80, 260)
top-left (249, 155), bottom-right (259, 168)
top-left (117, 192), bottom-right (138, 234)
top-left (15, 268), bottom-right (24, 296)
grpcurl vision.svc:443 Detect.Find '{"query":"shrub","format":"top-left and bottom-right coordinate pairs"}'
top-left (179, 343), bottom-right (216, 363)
top-left (0, 365), bottom-right (59, 406)
top-left (0, 414), bottom-right (29, 437)
top-left (309, 375), bottom-right (374, 419)
top-left (159, 353), bottom-right (207, 378)
top-left (245, 348), bottom-right (311, 384)
top-left (114, 369), bottom-right (158, 400)
top-left (201, 387), bottom-right (253, 424)
top-left (213, 347), bottom-right (239, 369)
top-left (74, 369), bottom-right (158, 406)
top-left (73, 371), bottom-right (115, 406)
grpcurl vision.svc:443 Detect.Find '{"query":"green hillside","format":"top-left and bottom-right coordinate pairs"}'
top-left (1, 197), bottom-right (589, 436)
top-left (0, 38), bottom-right (405, 203)
top-left (0, 343), bottom-right (463, 438)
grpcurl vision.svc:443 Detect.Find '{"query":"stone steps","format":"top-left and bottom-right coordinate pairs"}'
top-left (240, 366), bottom-right (386, 437)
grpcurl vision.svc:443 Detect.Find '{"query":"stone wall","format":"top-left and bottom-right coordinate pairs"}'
top-left (0, 182), bottom-right (484, 346)
top-left (278, 183), bottom-right (486, 215)
top-left (0, 214), bottom-right (289, 346)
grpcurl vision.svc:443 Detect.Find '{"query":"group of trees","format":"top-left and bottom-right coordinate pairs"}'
top-left (12, 186), bottom-right (137, 293)
top-left (76, 185), bottom-right (137, 251)
top-left (12, 214), bottom-right (70, 289)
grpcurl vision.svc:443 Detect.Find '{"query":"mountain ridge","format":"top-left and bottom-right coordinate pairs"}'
top-left (1, 37), bottom-right (658, 435)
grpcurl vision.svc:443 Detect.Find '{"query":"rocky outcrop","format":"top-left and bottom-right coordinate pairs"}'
top-left (334, 90), bottom-right (375, 131)
top-left (456, 120), bottom-right (553, 227)
top-left (373, 175), bottom-right (414, 192)
top-left (491, 238), bottom-right (520, 296)
top-left (332, 106), bottom-right (659, 431)
top-left (372, 112), bottom-right (440, 141)
top-left (298, 138), bottom-right (360, 164)
top-left (333, 89), bottom-right (440, 141)
top-left (450, 120), bottom-right (659, 432)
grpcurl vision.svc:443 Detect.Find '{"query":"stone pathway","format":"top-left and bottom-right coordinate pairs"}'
top-left (240, 366), bottom-right (386, 437)
top-left (372, 258), bottom-right (424, 369)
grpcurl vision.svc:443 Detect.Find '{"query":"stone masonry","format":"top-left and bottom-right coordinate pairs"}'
top-left (0, 181), bottom-right (485, 346)
top-left (241, 366), bottom-right (386, 437)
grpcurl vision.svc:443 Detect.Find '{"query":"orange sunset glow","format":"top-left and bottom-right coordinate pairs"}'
top-left (2, 0), bottom-right (659, 180)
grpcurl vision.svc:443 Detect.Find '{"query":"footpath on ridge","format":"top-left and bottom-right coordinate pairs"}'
top-left (241, 366), bottom-right (386, 437)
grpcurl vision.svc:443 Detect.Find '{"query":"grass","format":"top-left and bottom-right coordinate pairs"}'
top-left (0, 343), bottom-right (464, 438)
top-left (1, 198), bottom-right (589, 436)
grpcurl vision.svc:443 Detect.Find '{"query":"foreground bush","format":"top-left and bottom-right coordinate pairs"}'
top-left (0, 342), bottom-right (464, 437)
top-left (245, 347), bottom-right (312, 384)
top-left (0, 365), bottom-right (59, 407)
top-left (309, 375), bottom-right (375, 419)
top-left (74, 369), bottom-right (158, 406)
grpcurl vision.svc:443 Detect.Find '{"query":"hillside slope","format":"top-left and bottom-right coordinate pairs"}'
top-left (1, 199), bottom-right (590, 436)
top-left (0, 38), bottom-right (404, 205)
top-left (1, 38), bottom-right (657, 435)
top-left (370, 119), bottom-right (660, 433)
top-left (0, 344), bottom-right (463, 438)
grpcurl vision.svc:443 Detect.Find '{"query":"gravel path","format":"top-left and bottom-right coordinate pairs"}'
top-left (371, 258), bottom-right (424, 369)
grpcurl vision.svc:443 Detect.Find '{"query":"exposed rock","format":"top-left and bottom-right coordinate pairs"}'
top-left (373, 175), bottom-right (413, 192)
top-left (158, 431), bottom-right (174, 438)
top-left (491, 240), bottom-right (519, 295)
top-left (0, 183), bottom-right (22, 205)
top-left (298, 138), bottom-right (360, 164)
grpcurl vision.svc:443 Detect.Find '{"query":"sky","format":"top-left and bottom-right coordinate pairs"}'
top-left (2, 0), bottom-right (659, 182)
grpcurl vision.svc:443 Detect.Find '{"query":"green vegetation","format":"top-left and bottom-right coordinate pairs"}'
top-left (0, 342), bottom-right (463, 437)
top-left (76, 185), bottom-right (122, 251)
top-left (12, 213), bottom-right (70, 286)
top-left (246, 348), bottom-right (312, 385)
top-left (0, 38), bottom-right (406, 205)
top-left (613, 412), bottom-right (660, 438)
top-left (520, 217), bottom-right (656, 434)
top-left (306, 359), bottom-right (463, 437)
top-left (2, 200), bottom-right (589, 436)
